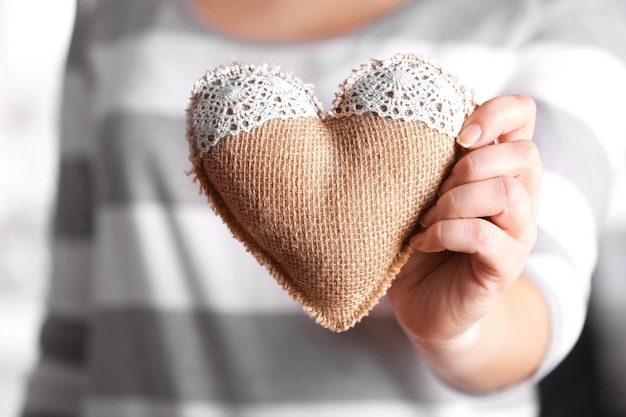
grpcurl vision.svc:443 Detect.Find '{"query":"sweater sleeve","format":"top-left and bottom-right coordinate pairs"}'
top-left (504, 0), bottom-right (626, 382)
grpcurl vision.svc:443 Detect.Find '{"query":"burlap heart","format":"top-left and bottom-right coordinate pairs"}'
top-left (186, 54), bottom-right (475, 332)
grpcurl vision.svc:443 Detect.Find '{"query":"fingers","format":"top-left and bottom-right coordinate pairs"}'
top-left (415, 141), bottom-right (541, 255)
top-left (410, 94), bottom-right (540, 272)
top-left (419, 175), bottom-right (537, 245)
top-left (439, 140), bottom-right (542, 211)
top-left (457, 95), bottom-right (536, 148)
top-left (410, 218), bottom-right (528, 282)
top-left (413, 173), bottom-right (537, 278)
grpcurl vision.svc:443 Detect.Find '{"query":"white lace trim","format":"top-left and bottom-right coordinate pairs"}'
top-left (190, 63), bottom-right (323, 149)
top-left (331, 54), bottom-right (475, 137)
top-left (189, 54), bottom-right (474, 149)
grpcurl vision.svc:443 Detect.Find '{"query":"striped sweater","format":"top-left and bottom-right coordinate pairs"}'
top-left (22, 0), bottom-right (626, 416)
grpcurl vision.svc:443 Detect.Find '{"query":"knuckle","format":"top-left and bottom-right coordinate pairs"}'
top-left (514, 139), bottom-right (541, 166)
top-left (494, 176), bottom-right (521, 206)
top-left (514, 94), bottom-right (537, 114)
top-left (434, 220), bottom-right (450, 245)
top-left (456, 152), bottom-right (482, 181)
top-left (472, 219), bottom-right (496, 249)
top-left (484, 101), bottom-right (505, 130)
top-left (443, 188), bottom-right (462, 214)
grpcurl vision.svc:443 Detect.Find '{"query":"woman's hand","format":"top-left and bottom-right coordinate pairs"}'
top-left (387, 95), bottom-right (549, 391)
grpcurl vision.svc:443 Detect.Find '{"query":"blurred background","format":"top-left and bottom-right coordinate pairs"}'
top-left (0, 1), bottom-right (624, 416)
top-left (0, 1), bottom-right (74, 415)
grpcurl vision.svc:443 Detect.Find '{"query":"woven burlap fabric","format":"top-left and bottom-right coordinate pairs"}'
top-left (189, 113), bottom-right (457, 331)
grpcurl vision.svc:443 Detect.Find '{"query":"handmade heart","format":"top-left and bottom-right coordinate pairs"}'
top-left (186, 53), bottom-right (475, 332)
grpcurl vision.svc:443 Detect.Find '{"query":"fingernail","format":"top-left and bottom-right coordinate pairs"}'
top-left (420, 206), bottom-right (437, 228)
top-left (410, 233), bottom-right (425, 249)
top-left (457, 123), bottom-right (481, 148)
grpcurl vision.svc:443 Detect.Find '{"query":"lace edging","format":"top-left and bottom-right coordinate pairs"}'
top-left (188, 54), bottom-right (475, 150)
top-left (189, 62), bottom-right (323, 149)
top-left (331, 53), bottom-right (475, 138)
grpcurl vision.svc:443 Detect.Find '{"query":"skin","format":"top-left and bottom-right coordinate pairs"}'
top-left (193, 0), bottom-right (550, 393)
top-left (189, 0), bottom-right (410, 41)
top-left (387, 95), bottom-right (549, 392)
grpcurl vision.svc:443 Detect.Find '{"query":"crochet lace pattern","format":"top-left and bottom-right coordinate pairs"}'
top-left (186, 53), bottom-right (476, 331)
top-left (189, 54), bottom-right (474, 150)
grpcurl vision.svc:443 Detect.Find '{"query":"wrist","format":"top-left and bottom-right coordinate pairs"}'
top-left (402, 276), bottom-right (549, 393)
top-left (409, 321), bottom-right (493, 392)
top-left (412, 321), bottom-right (482, 359)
